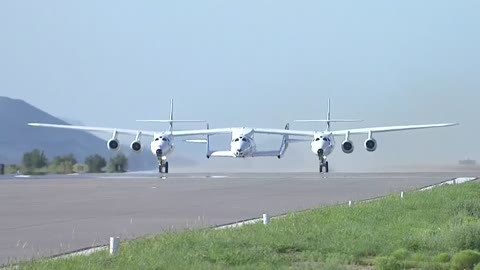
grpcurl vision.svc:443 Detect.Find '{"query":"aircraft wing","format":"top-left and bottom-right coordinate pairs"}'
top-left (330, 123), bottom-right (459, 136)
top-left (29, 123), bottom-right (234, 139)
top-left (253, 128), bottom-right (315, 137)
top-left (28, 123), bottom-right (158, 136)
top-left (254, 123), bottom-right (457, 137)
top-left (170, 128), bottom-right (233, 137)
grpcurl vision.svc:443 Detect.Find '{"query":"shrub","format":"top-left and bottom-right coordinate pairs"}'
top-left (451, 250), bottom-right (480, 270)
top-left (434, 253), bottom-right (451, 263)
top-left (374, 256), bottom-right (402, 270)
top-left (391, 248), bottom-right (410, 260)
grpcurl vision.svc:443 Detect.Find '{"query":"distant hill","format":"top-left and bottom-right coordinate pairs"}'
top-left (0, 96), bottom-right (111, 165)
top-left (0, 96), bottom-right (198, 170)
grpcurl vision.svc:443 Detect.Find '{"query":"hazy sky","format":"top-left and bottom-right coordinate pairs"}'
top-left (1, 1), bottom-right (479, 171)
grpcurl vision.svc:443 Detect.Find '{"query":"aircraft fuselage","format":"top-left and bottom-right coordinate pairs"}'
top-left (310, 132), bottom-right (335, 160)
top-left (229, 128), bottom-right (257, 158)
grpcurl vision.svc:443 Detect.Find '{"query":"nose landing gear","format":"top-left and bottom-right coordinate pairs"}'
top-left (317, 149), bottom-right (328, 173)
top-left (156, 150), bottom-right (169, 174)
top-left (318, 153), bottom-right (329, 173)
top-left (159, 160), bottom-right (169, 174)
top-left (319, 161), bottom-right (329, 173)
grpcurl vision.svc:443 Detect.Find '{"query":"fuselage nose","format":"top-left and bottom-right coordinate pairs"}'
top-left (232, 141), bottom-right (249, 156)
top-left (151, 140), bottom-right (170, 156)
top-left (312, 139), bottom-right (330, 156)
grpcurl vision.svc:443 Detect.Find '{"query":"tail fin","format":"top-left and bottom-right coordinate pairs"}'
top-left (169, 99), bottom-right (174, 131)
top-left (326, 98), bottom-right (331, 131)
top-left (294, 99), bottom-right (362, 131)
top-left (136, 99), bottom-right (206, 131)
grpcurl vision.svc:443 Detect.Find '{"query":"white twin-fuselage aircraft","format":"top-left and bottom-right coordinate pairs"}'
top-left (250, 99), bottom-right (458, 172)
top-left (28, 99), bottom-right (458, 174)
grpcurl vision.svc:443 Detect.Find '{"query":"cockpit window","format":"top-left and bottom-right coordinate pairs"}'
top-left (323, 138), bottom-right (328, 141)
top-left (242, 138), bottom-right (247, 142)
top-left (154, 138), bottom-right (160, 141)
top-left (234, 138), bottom-right (240, 142)
top-left (162, 138), bottom-right (167, 141)
top-left (314, 138), bottom-right (320, 141)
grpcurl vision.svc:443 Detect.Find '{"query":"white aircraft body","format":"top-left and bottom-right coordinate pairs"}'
top-left (28, 100), bottom-right (216, 173)
top-left (186, 125), bottom-right (290, 158)
top-left (250, 100), bottom-right (458, 173)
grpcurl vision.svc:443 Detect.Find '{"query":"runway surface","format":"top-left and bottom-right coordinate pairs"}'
top-left (0, 171), bottom-right (478, 265)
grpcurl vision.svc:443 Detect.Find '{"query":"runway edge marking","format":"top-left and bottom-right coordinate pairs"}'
top-left (1, 176), bottom-right (477, 268)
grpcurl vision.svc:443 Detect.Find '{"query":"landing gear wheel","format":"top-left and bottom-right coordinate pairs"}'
top-left (158, 160), bottom-right (169, 174)
top-left (319, 161), bottom-right (329, 173)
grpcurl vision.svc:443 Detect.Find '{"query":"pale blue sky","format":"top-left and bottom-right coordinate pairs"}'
top-left (1, 1), bottom-right (479, 170)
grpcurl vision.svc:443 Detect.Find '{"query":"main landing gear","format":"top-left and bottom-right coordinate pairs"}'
top-left (156, 150), bottom-right (169, 174)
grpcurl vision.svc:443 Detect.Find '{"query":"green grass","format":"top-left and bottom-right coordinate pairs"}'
top-left (17, 182), bottom-right (480, 270)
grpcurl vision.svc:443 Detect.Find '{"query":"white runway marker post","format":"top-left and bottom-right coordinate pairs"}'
top-left (348, 200), bottom-right (352, 207)
top-left (401, 192), bottom-right (404, 198)
top-left (263, 213), bottom-right (270, 225)
top-left (109, 237), bottom-right (120, 255)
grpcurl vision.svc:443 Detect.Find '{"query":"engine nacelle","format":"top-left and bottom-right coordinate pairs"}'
top-left (364, 137), bottom-right (377, 152)
top-left (341, 140), bottom-right (354, 154)
top-left (107, 138), bottom-right (120, 151)
top-left (130, 140), bottom-right (142, 153)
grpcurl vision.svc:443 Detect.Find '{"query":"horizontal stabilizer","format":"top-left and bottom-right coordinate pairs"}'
top-left (252, 150), bottom-right (282, 157)
top-left (136, 120), bottom-right (206, 123)
top-left (184, 139), bottom-right (208, 143)
top-left (294, 119), bottom-right (363, 123)
top-left (209, 151), bottom-right (236, 158)
top-left (287, 138), bottom-right (311, 143)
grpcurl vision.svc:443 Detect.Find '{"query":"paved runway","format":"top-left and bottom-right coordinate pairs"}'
top-left (0, 171), bottom-right (478, 265)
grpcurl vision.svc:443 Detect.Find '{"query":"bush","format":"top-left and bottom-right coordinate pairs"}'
top-left (5, 164), bottom-right (22, 174)
top-left (85, 154), bottom-right (107, 173)
top-left (451, 250), bottom-right (480, 270)
top-left (474, 262), bottom-right (480, 270)
top-left (391, 248), bottom-right (410, 260)
top-left (434, 253), bottom-right (451, 263)
top-left (449, 223), bottom-right (480, 251)
top-left (374, 256), bottom-right (402, 270)
top-left (73, 164), bottom-right (88, 173)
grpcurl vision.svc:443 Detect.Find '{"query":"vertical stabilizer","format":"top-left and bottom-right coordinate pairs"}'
top-left (326, 98), bottom-right (331, 131)
top-left (169, 99), bottom-right (174, 131)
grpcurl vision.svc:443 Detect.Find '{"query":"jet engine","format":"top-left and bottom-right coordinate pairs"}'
top-left (107, 138), bottom-right (120, 151)
top-left (341, 140), bottom-right (354, 154)
top-left (130, 140), bottom-right (142, 153)
top-left (364, 137), bottom-right (377, 152)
